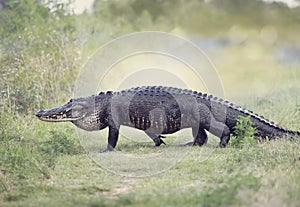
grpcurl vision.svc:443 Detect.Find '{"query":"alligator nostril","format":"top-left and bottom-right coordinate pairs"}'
top-left (35, 110), bottom-right (44, 117)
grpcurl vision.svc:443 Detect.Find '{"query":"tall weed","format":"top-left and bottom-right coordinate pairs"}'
top-left (230, 116), bottom-right (258, 148)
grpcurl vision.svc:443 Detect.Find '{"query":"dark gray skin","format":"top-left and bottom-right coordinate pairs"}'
top-left (36, 86), bottom-right (300, 152)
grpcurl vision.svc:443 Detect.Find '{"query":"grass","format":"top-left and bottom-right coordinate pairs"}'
top-left (1, 136), bottom-right (299, 207)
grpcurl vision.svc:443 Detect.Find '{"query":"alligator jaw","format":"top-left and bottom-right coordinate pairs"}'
top-left (36, 112), bottom-right (83, 122)
top-left (35, 107), bottom-right (85, 122)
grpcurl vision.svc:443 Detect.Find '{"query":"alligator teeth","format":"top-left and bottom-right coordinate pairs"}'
top-left (65, 108), bottom-right (72, 113)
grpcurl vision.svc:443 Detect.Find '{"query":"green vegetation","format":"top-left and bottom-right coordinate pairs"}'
top-left (1, 0), bottom-right (299, 206)
top-left (230, 116), bottom-right (257, 148)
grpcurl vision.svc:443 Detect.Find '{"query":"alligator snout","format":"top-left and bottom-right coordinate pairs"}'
top-left (35, 110), bottom-right (45, 117)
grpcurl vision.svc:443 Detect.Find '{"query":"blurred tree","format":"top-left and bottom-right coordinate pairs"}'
top-left (91, 0), bottom-right (180, 33)
top-left (0, 0), bottom-right (79, 114)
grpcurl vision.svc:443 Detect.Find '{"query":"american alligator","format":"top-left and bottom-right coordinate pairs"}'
top-left (36, 86), bottom-right (299, 152)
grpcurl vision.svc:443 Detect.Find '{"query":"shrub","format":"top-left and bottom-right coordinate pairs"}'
top-left (230, 116), bottom-right (258, 148)
top-left (38, 130), bottom-right (83, 169)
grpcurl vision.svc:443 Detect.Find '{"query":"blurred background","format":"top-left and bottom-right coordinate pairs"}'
top-left (0, 0), bottom-right (299, 115)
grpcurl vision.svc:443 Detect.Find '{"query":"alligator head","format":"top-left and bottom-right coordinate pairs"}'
top-left (36, 95), bottom-right (110, 131)
top-left (35, 98), bottom-right (89, 122)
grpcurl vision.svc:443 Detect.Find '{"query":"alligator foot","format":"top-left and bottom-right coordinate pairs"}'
top-left (219, 135), bottom-right (230, 148)
top-left (100, 144), bottom-right (115, 153)
top-left (154, 135), bottom-right (166, 146)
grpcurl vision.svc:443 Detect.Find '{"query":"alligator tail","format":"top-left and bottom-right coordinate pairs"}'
top-left (286, 129), bottom-right (300, 140)
top-left (294, 130), bottom-right (300, 138)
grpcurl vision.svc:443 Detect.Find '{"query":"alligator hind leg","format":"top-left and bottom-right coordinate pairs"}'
top-left (204, 120), bottom-right (230, 148)
top-left (193, 127), bottom-right (208, 146)
top-left (192, 103), bottom-right (231, 148)
top-left (181, 127), bottom-right (208, 146)
top-left (145, 132), bottom-right (166, 146)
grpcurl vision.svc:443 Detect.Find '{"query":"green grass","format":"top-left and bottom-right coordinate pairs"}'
top-left (1, 136), bottom-right (299, 207)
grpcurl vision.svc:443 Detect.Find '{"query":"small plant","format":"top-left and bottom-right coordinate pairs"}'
top-left (230, 116), bottom-right (257, 148)
top-left (38, 130), bottom-right (83, 169)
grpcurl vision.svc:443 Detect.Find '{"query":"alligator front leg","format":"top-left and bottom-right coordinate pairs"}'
top-left (101, 126), bottom-right (119, 152)
top-left (145, 132), bottom-right (166, 146)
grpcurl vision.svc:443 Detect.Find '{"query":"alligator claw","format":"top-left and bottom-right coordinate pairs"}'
top-left (100, 148), bottom-right (112, 153)
top-left (154, 136), bottom-right (166, 146)
top-left (160, 139), bottom-right (166, 145)
top-left (100, 145), bottom-right (114, 153)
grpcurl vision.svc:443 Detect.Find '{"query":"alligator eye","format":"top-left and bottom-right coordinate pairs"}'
top-left (72, 104), bottom-right (83, 111)
top-left (69, 99), bottom-right (73, 103)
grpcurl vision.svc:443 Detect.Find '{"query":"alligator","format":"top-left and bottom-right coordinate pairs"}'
top-left (36, 86), bottom-right (299, 152)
